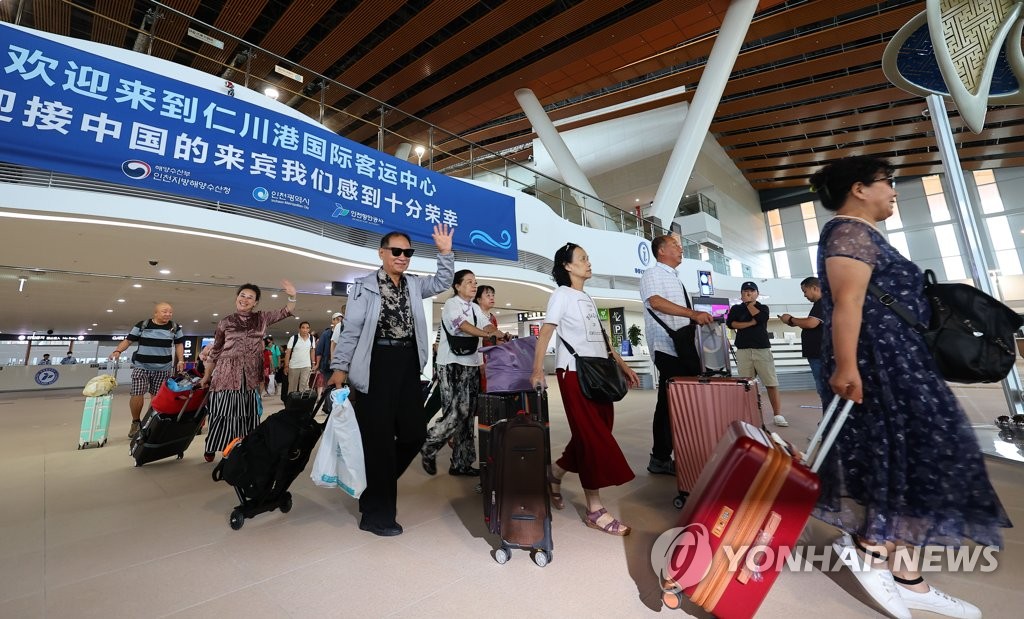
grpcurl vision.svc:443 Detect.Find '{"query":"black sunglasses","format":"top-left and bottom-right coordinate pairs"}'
top-left (869, 175), bottom-right (896, 188)
top-left (385, 247), bottom-right (415, 258)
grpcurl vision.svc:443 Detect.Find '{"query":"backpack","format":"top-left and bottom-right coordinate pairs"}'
top-left (870, 269), bottom-right (1023, 383)
top-left (130, 319), bottom-right (178, 365)
top-left (211, 391), bottom-right (322, 503)
top-left (316, 327), bottom-right (334, 373)
top-left (287, 333), bottom-right (315, 357)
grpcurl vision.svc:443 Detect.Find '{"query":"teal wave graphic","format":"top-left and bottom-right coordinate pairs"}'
top-left (469, 229), bottom-right (512, 249)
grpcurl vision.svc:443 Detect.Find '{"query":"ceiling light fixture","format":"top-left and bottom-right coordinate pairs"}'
top-left (159, 269), bottom-right (171, 275)
top-left (133, 283), bottom-right (142, 288)
top-left (264, 87), bottom-right (279, 99)
top-left (117, 299), bottom-right (126, 303)
top-left (106, 309), bottom-right (113, 313)
top-left (17, 276), bottom-right (27, 292)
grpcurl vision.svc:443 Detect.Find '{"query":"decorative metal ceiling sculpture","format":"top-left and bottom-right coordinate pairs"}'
top-left (882, 0), bottom-right (1024, 133)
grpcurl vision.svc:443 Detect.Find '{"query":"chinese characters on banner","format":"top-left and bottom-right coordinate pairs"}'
top-left (0, 23), bottom-right (518, 260)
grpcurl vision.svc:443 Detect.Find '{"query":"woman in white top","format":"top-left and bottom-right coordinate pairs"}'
top-left (421, 270), bottom-right (498, 477)
top-left (530, 243), bottom-right (638, 536)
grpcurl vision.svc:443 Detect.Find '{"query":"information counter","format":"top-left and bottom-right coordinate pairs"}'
top-left (0, 364), bottom-right (128, 392)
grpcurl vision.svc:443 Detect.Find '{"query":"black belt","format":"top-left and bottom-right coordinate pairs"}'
top-left (375, 338), bottom-right (415, 348)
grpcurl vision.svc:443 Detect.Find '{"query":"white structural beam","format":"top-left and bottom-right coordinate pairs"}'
top-left (515, 88), bottom-right (613, 229)
top-left (649, 0), bottom-right (758, 225)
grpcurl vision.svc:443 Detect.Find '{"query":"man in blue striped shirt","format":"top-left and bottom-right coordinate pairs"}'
top-left (109, 302), bottom-right (186, 439)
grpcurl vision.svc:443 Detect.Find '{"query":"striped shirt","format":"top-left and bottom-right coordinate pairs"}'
top-left (126, 319), bottom-right (185, 371)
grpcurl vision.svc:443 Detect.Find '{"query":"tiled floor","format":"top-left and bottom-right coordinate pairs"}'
top-left (0, 382), bottom-right (1021, 618)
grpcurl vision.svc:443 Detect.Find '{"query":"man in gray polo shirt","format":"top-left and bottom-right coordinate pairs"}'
top-left (109, 302), bottom-right (186, 438)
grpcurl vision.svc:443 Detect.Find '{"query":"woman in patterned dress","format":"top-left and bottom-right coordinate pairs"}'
top-left (199, 282), bottom-right (296, 462)
top-left (810, 156), bottom-right (1010, 619)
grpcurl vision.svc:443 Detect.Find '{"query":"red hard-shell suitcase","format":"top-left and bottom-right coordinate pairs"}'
top-left (661, 397), bottom-right (854, 618)
top-left (666, 376), bottom-right (763, 507)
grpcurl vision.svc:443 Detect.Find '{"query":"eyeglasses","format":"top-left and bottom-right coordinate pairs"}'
top-left (385, 247), bottom-right (415, 258)
top-left (869, 175), bottom-right (896, 188)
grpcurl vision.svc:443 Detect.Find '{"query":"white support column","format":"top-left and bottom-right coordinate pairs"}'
top-left (926, 94), bottom-right (1024, 415)
top-left (514, 88), bottom-right (611, 229)
top-left (649, 0), bottom-right (758, 225)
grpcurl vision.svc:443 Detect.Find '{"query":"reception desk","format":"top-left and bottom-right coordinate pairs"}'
top-left (622, 355), bottom-right (655, 389)
top-left (0, 364), bottom-right (124, 392)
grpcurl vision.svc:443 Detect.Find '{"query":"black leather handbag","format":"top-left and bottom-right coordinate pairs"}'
top-left (869, 270), bottom-right (1022, 384)
top-left (441, 308), bottom-right (481, 356)
top-left (558, 328), bottom-right (628, 403)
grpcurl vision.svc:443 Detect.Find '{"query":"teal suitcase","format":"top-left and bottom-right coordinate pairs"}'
top-left (79, 395), bottom-right (112, 449)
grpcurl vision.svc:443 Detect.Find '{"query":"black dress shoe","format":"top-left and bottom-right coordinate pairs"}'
top-left (422, 454), bottom-right (437, 476)
top-left (359, 519), bottom-right (403, 537)
top-left (448, 466), bottom-right (480, 477)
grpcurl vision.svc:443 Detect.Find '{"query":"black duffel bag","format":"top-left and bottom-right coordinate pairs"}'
top-left (870, 270), bottom-right (1022, 384)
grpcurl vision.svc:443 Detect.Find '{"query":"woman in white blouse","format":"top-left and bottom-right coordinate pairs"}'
top-left (421, 269), bottom-right (498, 477)
top-left (530, 243), bottom-right (638, 536)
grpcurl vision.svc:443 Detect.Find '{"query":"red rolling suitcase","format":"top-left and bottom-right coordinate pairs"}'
top-left (660, 396), bottom-right (854, 618)
top-left (666, 376), bottom-right (763, 508)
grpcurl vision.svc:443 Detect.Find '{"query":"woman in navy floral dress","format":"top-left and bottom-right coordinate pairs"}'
top-left (810, 156), bottom-right (1010, 619)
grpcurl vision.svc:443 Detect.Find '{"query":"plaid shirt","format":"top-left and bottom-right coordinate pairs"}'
top-left (640, 261), bottom-right (692, 357)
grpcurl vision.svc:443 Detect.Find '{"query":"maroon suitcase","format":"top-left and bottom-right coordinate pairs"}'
top-left (477, 390), bottom-right (553, 567)
top-left (666, 376), bottom-right (763, 507)
top-left (660, 397), bottom-right (854, 618)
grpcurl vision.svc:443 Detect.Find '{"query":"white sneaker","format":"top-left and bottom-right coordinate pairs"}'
top-left (832, 535), bottom-right (911, 619)
top-left (773, 414), bottom-right (789, 427)
top-left (898, 585), bottom-right (982, 619)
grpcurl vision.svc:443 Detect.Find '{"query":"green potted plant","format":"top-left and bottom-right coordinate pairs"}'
top-left (627, 324), bottom-right (643, 347)
top-left (623, 324), bottom-right (642, 356)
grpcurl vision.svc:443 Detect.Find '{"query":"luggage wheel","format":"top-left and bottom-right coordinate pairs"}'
top-left (532, 550), bottom-right (551, 567)
top-left (229, 508), bottom-right (245, 530)
top-left (672, 492), bottom-right (688, 510)
top-left (494, 546), bottom-right (510, 565)
top-left (279, 493), bottom-right (293, 513)
top-left (662, 589), bottom-right (684, 610)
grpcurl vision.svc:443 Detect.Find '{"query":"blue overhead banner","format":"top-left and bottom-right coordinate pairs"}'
top-left (0, 23), bottom-right (518, 260)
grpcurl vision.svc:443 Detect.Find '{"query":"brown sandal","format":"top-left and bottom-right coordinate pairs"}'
top-left (548, 473), bottom-right (565, 510)
top-left (585, 508), bottom-right (630, 536)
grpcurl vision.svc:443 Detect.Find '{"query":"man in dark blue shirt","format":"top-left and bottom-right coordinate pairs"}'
top-left (779, 277), bottom-right (825, 396)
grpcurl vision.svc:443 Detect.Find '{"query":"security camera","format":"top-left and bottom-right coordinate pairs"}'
top-left (149, 260), bottom-right (159, 266)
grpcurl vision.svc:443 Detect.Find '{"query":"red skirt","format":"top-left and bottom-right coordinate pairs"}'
top-left (555, 369), bottom-right (635, 490)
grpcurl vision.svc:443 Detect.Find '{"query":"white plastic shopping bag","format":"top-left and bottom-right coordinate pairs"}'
top-left (310, 387), bottom-right (366, 498)
top-left (266, 372), bottom-right (277, 396)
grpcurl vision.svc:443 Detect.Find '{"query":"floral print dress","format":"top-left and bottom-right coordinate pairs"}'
top-left (813, 218), bottom-right (1010, 548)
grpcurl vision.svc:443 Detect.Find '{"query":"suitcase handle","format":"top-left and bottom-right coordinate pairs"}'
top-left (804, 395), bottom-right (855, 473)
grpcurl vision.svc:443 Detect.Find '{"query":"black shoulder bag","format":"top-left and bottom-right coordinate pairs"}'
top-left (646, 308), bottom-right (699, 363)
top-left (558, 326), bottom-right (629, 403)
top-left (441, 306), bottom-right (481, 356)
top-left (868, 269), bottom-right (1021, 384)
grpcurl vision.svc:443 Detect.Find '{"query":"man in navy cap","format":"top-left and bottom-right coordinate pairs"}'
top-left (726, 281), bottom-right (788, 426)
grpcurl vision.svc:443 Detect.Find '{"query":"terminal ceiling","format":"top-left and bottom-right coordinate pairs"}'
top-left (4, 0), bottom-right (1024, 336)
top-left (9, 0), bottom-right (1023, 191)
